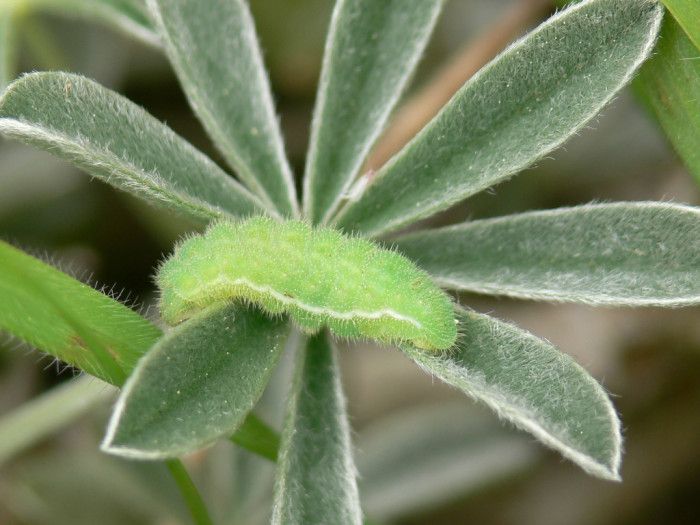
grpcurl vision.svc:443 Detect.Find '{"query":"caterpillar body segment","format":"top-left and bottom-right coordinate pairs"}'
top-left (157, 218), bottom-right (457, 350)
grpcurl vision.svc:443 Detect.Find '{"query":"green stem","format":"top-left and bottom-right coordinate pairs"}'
top-left (166, 459), bottom-right (215, 525)
top-left (229, 413), bottom-right (280, 462)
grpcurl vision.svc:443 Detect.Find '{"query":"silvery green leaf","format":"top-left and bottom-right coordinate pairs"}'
top-left (334, 0), bottom-right (663, 237)
top-left (148, 0), bottom-right (298, 216)
top-left (400, 306), bottom-right (622, 480)
top-left (272, 334), bottom-right (361, 525)
top-left (395, 202), bottom-right (700, 306)
top-left (302, 0), bottom-right (443, 224)
top-left (102, 304), bottom-right (289, 459)
top-left (0, 72), bottom-right (267, 222)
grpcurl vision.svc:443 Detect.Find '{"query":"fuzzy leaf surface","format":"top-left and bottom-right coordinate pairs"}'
top-left (148, 0), bottom-right (298, 216)
top-left (303, 0), bottom-right (442, 224)
top-left (662, 0), bottom-right (700, 50)
top-left (395, 202), bottom-right (700, 306)
top-left (635, 17), bottom-right (700, 184)
top-left (401, 306), bottom-right (622, 480)
top-left (272, 333), bottom-right (361, 525)
top-left (0, 72), bottom-right (266, 221)
top-left (334, 0), bottom-right (662, 237)
top-left (0, 240), bottom-right (161, 384)
top-left (102, 304), bottom-right (289, 459)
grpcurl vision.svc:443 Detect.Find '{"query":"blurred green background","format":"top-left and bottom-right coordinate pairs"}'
top-left (1, 1), bottom-right (699, 524)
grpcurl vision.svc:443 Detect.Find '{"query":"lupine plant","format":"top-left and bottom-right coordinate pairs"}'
top-left (1, 0), bottom-right (699, 523)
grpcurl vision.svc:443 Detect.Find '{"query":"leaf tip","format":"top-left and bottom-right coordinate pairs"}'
top-left (551, 421), bottom-right (622, 481)
top-left (100, 407), bottom-right (172, 461)
top-left (99, 397), bottom-right (133, 458)
top-left (99, 382), bottom-right (167, 460)
top-left (99, 440), bottom-right (169, 461)
top-left (565, 394), bottom-right (623, 482)
top-left (582, 458), bottom-right (622, 482)
top-left (561, 374), bottom-right (624, 482)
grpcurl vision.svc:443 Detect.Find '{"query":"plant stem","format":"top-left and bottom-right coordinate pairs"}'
top-left (229, 413), bottom-right (280, 462)
top-left (166, 459), bottom-right (214, 525)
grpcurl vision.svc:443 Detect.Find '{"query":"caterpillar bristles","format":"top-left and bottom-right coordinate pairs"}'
top-left (157, 217), bottom-right (457, 350)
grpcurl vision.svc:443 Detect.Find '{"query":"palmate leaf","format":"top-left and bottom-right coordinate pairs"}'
top-left (272, 333), bottom-right (362, 525)
top-left (635, 16), bottom-right (700, 184)
top-left (0, 72), bottom-right (267, 222)
top-left (395, 202), bottom-right (700, 306)
top-left (102, 304), bottom-right (290, 459)
top-left (334, 0), bottom-right (663, 237)
top-left (661, 0), bottom-right (700, 50)
top-left (302, 0), bottom-right (443, 224)
top-left (148, 0), bottom-right (298, 216)
top-left (401, 306), bottom-right (622, 480)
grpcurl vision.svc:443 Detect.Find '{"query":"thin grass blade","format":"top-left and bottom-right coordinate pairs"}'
top-left (0, 240), bottom-right (161, 384)
top-left (662, 0), bottom-right (700, 50)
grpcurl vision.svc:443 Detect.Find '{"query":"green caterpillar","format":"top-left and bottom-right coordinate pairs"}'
top-left (157, 217), bottom-right (457, 350)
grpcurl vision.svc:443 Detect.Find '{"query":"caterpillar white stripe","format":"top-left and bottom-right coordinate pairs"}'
top-left (157, 218), bottom-right (456, 350)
